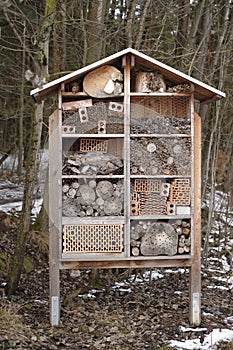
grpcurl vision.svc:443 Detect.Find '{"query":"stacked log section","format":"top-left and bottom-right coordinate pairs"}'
top-left (130, 137), bottom-right (191, 175)
top-left (62, 101), bottom-right (124, 135)
top-left (62, 179), bottom-right (124, 217)
top-left (130, 219), bottom-right (191, 256)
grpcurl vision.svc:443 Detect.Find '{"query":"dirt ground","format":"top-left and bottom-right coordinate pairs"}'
top-left (0, 210), bottom-right (232, 350)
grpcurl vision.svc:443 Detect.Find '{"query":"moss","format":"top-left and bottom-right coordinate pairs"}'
top-left (0, 253), bottom-right (7, 278)
top-left (23, 256), bottom-right (34, 273)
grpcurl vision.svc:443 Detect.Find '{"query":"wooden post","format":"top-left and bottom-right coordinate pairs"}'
top-left (189, 112), bottom-right (202, 325)
top-left (49, 107), bottom-right (62, 326)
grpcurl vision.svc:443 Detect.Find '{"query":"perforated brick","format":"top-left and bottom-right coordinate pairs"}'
top-left (169, 178), bottom-right (191, 205)
top-left (63, 224), bottom-right (124, 253)
top-left (80, 138), bottom-right (108, 153)
top-left (130, 192), bottom-right (140, 216)
top-left (134, 179), bottom-right (162, 193)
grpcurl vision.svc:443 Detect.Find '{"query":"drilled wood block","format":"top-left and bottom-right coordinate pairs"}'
top-left (167, 202), bottom-right (176, 215)
top-left (62, 99), bottom-right (93, 111)
top-left (79, 108), bottom-right (89, 123)
top-left (130, 200), bottom-right (140, 216)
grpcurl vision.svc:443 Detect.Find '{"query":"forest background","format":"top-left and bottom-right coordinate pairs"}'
top-left (0, 0), bottom-right (232, 295)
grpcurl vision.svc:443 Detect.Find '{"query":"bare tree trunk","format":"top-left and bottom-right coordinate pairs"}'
top-left (7, 0), bottom-right (55, 296)
top-left (175, 0), bottom-right (190, 68)
top-left (17, 21), bottom-right (26, 177)
top-left (53, 0), bottom-right (67, 77)
top-left (125, 0), bottom-right (137, 47)
top-left (7, 103), bottom-right (44, 295)
top-left (135, 0), bottom-right (151, 50)
top-left (85, 0), bottom-right (107, 64)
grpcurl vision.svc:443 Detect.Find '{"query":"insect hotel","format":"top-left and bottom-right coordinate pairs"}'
top-left (30, 48), bottom-right (225, 326)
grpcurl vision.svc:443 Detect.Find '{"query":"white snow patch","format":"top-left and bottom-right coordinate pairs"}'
top-left (170, 328), bottom-right (233, 349)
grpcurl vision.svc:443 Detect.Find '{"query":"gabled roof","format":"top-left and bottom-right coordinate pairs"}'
top-left (30, 47), bottom-right (225, 103)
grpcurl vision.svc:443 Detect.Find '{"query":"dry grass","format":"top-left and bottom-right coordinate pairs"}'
top-left (0, 302), bottom-right (34, 342)
top-left (27, 230), bottom-right (49, 256)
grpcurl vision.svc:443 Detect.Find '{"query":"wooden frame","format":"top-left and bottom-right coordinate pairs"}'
top-left (45, 49), bottom-right (223, 326)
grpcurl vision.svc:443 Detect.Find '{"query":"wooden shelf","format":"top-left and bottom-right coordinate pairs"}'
top-left (62, 133), bottom-right (125, 138)
top-left (62, 175), bottom-right (124, 179)
top-left (130, 215), bottom-right (191, 220)
top-left (62, 91), bottom-right (124, 98)
top-left (130, 92), bottom-right (191, 97)
top-left (61, 254), bottom-right (192, 262)
top-left (62, 216), bottom-right (125, 225)
top-left (130, 133), bottom-right (191, 138)
top-left (130, 175), bottom-right (191, 178)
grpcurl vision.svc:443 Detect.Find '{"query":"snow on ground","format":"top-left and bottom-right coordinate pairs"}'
top-left (0, 151), bottom-right (48, 219)
top-left (170, 327), bottom-right (233, 349)
top-left (0, 155), bottom-right (232, 348)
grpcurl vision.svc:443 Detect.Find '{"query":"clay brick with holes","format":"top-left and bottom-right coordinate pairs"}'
top-left (63, 224), bottom-right (124, 253)
top-left (80, 138), bottom-right (108, 153)
top-left (169, 178), bottom-right (191, 206)
top-left (134, 179), bottom-right (162, 193)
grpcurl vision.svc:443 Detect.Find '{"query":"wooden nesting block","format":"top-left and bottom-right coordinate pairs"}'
top-left (130, 200), bottom-right (140, 216)
top-left (167, 202), bottom-right (176, 215)
top-left (130, 192), bottom-right (140, 216)
top-left (160, 183), bottom-right (170, 197)
top-left (62, 99), bottom-right (93, 111)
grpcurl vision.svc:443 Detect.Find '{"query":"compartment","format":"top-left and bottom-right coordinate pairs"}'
top-left (130, 178), bottom-right (191, 216)
top-left (62, 100), bottom-right (124, 134)
top-left (130, 137), bottom-right (191, 176)
top-left (130, 96), bottom-right (191, 134)
top-left (63, 223), bottom-right (124, 253)
top-left (62, 178), bottom-right (124, 217)
top-left (62, 137), bottom-right (124, 176)
top-left (130, 219), bottom-right (191, 256)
